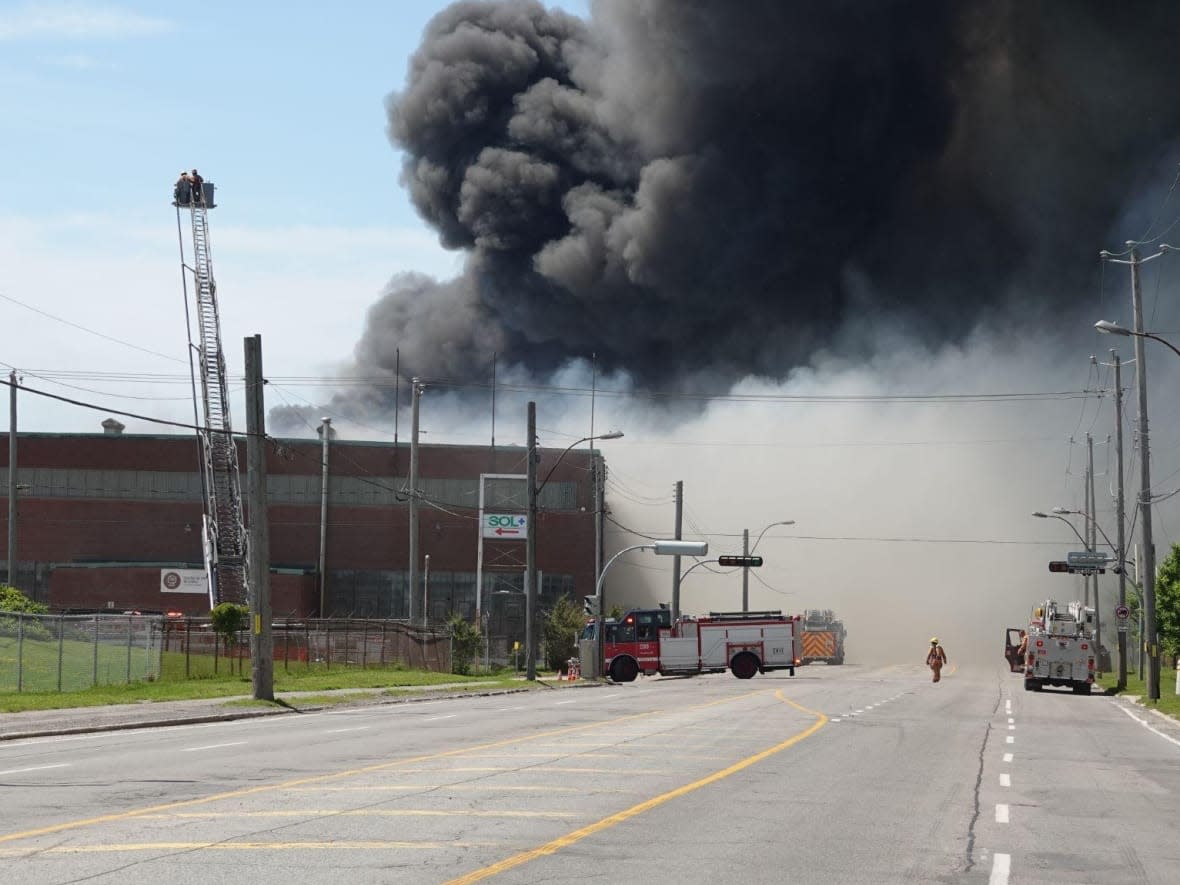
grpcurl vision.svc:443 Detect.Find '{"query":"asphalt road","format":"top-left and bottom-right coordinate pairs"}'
top-left (1, 664), bottom-right (1178, 884)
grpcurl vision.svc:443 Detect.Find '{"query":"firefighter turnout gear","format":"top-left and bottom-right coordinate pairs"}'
top-left (926, 639), bottom-right (947, 682)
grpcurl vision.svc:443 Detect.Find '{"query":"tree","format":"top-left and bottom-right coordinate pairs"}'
top-left (449, 615), bottom-right (483, 675)
top-left (1153, 543), bottom-right (1180, 660)
top-left (210, 602), bottom-right (249, 650)
top-left (543, 594), bottom-right (586, 672)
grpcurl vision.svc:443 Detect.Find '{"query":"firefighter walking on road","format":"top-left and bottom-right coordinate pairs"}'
top-left (927, 637), bottom-right (947, 682)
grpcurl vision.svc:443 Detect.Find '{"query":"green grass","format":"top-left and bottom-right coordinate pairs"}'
top-left (0, 666), bottom-right (528, 713)
top-left (1096, 666), bottom-right (1180, 719)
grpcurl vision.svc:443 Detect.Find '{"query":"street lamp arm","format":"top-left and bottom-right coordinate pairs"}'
top-left (1050, 507), bottom-right (1119, 552)
top-left (1031, 511), bottom-right (1089, 548)
top-left (749, 519), bottom-right (796, 554)
top-left (1144, 331), bottom-right (1180, 361)
top-left (536, 431), bottom-right (624, 497)
top-left (678, 558), bottom-right (720, 583)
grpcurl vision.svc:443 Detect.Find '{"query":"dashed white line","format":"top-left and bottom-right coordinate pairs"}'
top-left (424, 715), bottom-right (457, 722)
top-left (323, 726), bottom-right (370, 734)
top-left (181, 741), bottom-right (247, 752)
top-left (1007, 724), bottom-right (1015, 730)
top-left (989, 852), bottom-right (1011, 885)
top-left (1007, 717), bottom-right (1015, 724)
top-left (995, 803), bottom-right (1009, 824)
top-left (1006, 736), bottom-right (1014, 744)
top-left (555, 700), bottom-right (578, 705)
top-left (1003, 752), bottom-right (1013, 763)
top-left (830, 718), bottom-right (842, 723)
top-left (0, 763), bottom-right (70, 776)
top-left (999, 773), bottom-right (1011, 787)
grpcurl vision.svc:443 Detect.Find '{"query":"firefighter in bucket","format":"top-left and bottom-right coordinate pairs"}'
top-left (926, 637), bottom-right (947, 682)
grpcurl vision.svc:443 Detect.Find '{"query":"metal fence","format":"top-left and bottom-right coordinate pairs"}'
top-left (161, 618), bottom-right (454, 678)
top-left (0, 612), bottom-right (164, 692)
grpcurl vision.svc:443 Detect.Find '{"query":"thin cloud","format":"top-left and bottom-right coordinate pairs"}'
top-left (0, 3), bottom-right (173, 40)
top-left (42, 52), bottom-right (115, 69)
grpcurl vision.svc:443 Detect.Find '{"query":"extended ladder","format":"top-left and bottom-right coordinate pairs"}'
top-left (175, 181), bottom-right (249, 607)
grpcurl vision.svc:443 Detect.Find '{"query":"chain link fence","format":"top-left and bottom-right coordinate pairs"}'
top-left (160, 618), bottom-right (454, 679)
top-left (0, 612), bottom-right (163, 692)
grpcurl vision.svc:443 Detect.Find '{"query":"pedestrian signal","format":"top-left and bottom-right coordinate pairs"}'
top-left (718, 555), bottom-right (764, 567)
top-left (583, 595), bottom-right (599, 616)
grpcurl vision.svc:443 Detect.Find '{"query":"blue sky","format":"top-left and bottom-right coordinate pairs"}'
top-left (0, 0), bottom-right (586, 433)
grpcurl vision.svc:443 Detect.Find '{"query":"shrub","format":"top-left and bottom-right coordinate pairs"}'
top-left (543, 594), bottom-right (586, 672)
top-left (448, 616), bottom-right (483, 676)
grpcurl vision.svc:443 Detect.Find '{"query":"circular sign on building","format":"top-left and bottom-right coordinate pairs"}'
top-left (162, 571), bottom-right (182, 590)
top-left (1115, 604), bottom-right (1130, 621)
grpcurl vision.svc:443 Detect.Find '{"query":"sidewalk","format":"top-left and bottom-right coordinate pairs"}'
top-left (0, 678), bottom-right (595, 742)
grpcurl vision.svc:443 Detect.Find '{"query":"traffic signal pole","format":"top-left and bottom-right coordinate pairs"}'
top-left (741, 528), bottom-right (750, 612)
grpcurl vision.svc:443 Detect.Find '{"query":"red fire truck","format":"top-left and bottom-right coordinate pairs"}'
top-left (584, 608), bottom-right (801, 683)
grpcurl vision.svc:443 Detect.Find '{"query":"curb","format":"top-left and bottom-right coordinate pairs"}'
top-left (0, 682), bottom-right (602, 742)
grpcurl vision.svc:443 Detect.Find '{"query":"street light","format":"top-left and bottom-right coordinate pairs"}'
top-left (1095, 320), bottom-right (1180, 359)
top-left (1031, 510), bottom-right (1090, 549)
top-left (1094, 259), bottom-right (1177, 698)
top-left (742, 520), bottom-right (795, 611)
top-left (594, 540), bottom-right (708, 680)
top-left (524, 403), bottom-right (622, 681)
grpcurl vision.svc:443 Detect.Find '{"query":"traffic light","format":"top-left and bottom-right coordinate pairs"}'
top-left (717, 555), bottom-right (764, 567)
top-left (583, 595), bottom-right (599, 616)
top-left (1048, 561), bottom-right (1072, 573)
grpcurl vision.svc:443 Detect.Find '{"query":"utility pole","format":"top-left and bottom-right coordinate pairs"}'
top-left (1113, 351), bottom-right (1128, 690)
top-left (1129, 246), bottom-right (1160, 700)
top-left (742, 528), bottom-right (750, 612)
top-left (1084, 435), bottom-right (1093, 607)
top-left (671, 481), bottom-right (683, 621)
top-left (525, 401), bottom-right (538, 680)
top-left (408, 378), bottom-right (421, 624)
top-left (423, 553), bottom-right (431, 626)
top-left (593, 455), bottom-right (603, 588)
top-left (1087, 432), bottom-right (1102, 671)
top-left (318, 417), bottom-right (331, 617)
top-left (6, 370), bottom-right (15, 589)
top-left (244, 335), bottom-right (273, 701)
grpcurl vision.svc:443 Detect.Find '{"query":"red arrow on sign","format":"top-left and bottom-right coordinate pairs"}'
top-left (495, 528), bottom-right (520, 536)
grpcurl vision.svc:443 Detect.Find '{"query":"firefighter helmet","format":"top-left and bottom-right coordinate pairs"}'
top-left (930, 637), bottom-right (939, 645)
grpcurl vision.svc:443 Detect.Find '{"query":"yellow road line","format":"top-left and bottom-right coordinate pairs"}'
top-left (0, 840), bottom-right (500, 856)
top-left (0, 689), bottom-right (767, 845)
top-left (136, 809), bottom-right (579, 820)
top-left (444, 690), bottom-right (828, 885)
top-left (285, 785), bottom-right (589, 793)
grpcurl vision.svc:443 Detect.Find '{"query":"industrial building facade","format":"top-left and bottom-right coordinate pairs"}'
top-left (1, 431), bottom-right (602, 629)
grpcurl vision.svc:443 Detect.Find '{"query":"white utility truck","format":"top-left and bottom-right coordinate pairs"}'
top-left (1023, 599), bottom-right (1096, 695)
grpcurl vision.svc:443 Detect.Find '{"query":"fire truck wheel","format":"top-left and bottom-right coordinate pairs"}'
top-left (730, 652), bottom-right (759, 680)
top-left (610, 656), bottom-right (639, 683)
top-left (1073, 683), bottom-right (1092, 695)
top-left (1024, 678), bottom-right (1040, 692)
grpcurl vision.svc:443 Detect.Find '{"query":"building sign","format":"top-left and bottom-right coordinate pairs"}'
top-left (160, 568), bottom-right (209, 594)
top-left (482, 513), bottom-right (528, 540)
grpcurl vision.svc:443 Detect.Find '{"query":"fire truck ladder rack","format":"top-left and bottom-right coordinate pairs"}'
top-left (175, 186), bottom-right (248, 607)
top-left (705, 610), bottom-right (785, 620)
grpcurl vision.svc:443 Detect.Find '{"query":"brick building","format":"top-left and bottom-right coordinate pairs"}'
top-left (1, 430), bottom-right (603, 628)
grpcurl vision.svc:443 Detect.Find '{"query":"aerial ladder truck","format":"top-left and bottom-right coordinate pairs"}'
top-left (173, 175), bottom-right (249, 608)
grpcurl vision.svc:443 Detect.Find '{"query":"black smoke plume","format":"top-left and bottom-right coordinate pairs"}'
top-left (273, 0), bottom-right (1180, 429)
